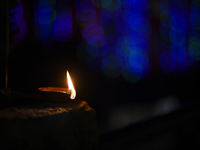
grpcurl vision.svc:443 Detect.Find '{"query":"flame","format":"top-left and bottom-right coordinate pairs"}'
top-left (67, 71), bottom-right (76, 99)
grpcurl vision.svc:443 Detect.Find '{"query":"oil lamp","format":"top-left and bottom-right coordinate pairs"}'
top-left (0, 70), bottom-right (98, 149)
top-left (38, 70), bottom-right (76, 100)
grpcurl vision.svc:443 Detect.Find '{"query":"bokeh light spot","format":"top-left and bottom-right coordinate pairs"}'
top-left (74, 0), bottom-right (93, 10)
top-left (160, 0), bottom-right (170, 17)
top-left (92, 0), bottom-right (112, 8)
top-left (170, 30), bottom-right (185, 46)
top-left (39, 24), bottom-right (54, 39)
top-left (9, 6), bottom-right (23, 23)
top-left (129, 14), bottom-right (148, 32)
top-left (179, 51), bottom-right (194, 71)
top-left (76, 4), bottom-right (96, 21)
top-left (9, 3), bottom-right (27, 41)
top-left (189, 40), bottom-right (200, 61)
top-left (34, 1), bottom-right (52, 25)
top-left (54, 9), bottom-right (73, 42)
top-left (170, 15), bottom-right (188, 32)
top-left (87, 37), bottom-right (108, 56)
top-left (82, 24), bottom-right (104, 43)
top-left (117, 0), bottom-right (135, 6)
top-left (126, 52), bottom-right (149, 76)
top-left (101, 1), bottom-right (121, 19)
top-left (54, 14), bottom-right (72, 32)
top-left (116, 37), bottom-right (128, 57)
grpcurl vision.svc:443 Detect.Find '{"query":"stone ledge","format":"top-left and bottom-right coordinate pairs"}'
top-left (0, 101), bottom-right (98, 150)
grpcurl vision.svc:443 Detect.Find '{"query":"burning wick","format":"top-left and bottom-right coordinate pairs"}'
top-left (38, 71), bottom-right (76, 99)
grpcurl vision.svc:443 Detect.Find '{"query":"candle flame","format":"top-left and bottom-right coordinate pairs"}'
top-left (67, 71), bottom-right (76, 99)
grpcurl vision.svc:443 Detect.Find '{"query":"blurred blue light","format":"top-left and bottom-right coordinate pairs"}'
top-left (101, 11), bottom-right (111, 27)
top-left (82, 24), bottom-right (104, 43)
top-left (34, 0), bottom-right (58, 45)
top-left (190, 14), bottom-right (200, 24)
top-left (190, 7), bottom-right (200, 23)
top-left (134, 0), bottom-right (148, 9)
top-left (74, 0), bottom-right (93, 10)
top-left (126, 52), bottom-right (149, 76)
top-left (115, 0), bottom-right (150, 79)
top-left (9, 6), bottom-right (23, 23)
top-left (11, 20), bottom-right (25, 31)
top-left (34, 1), bottom-right (52, 25)
top-left (126, 36), bottom-right (148, 50)
top-left (189, 5), bottom-right (200, 63)
top-left (101, 4), bottom-right (122, 28)
top-left (115, 37), bottom-right (128, 57)
top-left (35, 9), bottom-right (52, 25)
top-left (189, 39), bottom-right (200, 61)
top-left (122, 0), bottom-right (148, 12)
top-left (54, 9), bottom-right (73, 42)
top-left (160, 0), bottom-right (170, 16)
top-left (39, 8), bottom-right (52, 25)
top-left (105, 0), bottom-right (121, 10)
top-left (76, 4), bottom-right (96, 21)
top-left (159, 0), bottom-right (194, 74)
top-left (170, 14), bottom-right (188, 32)
top-left (116, 36), bottom-right (147, 58)
top-left (129, 14), bottom-right (148, 33)
top-left (38, 1), bottom-right (50, 9)
top-left (87, 37), bottom-right (108, 56)
top-left (117, 0), bottom-right (135, 6)
top-left (47, 0), bottom-right (56, 6)
top-left (170, 45), bottom-right (192, 73)
top-left (170, 30), bottom-right (185, 46)
top-left (116, 18), bottom-right (133, 35)
top-left (122, 5), bottom-right (140, 16)
top-left (92, 0), bottom-right (112, 8)
top-left (76, 0), bottom-right (151, 81)
top-left (172, 0), bottom-right (188, 9)
top-left (178, 51), bottom-right (194, 71)
top-left (122, 11), bottom-right (133, 24)
top-left (160, 50), bottom-right (176, 74)
top-left (54, 14), bottom-right (72, 31)
top-left (190, 14), bottom-right (200, 30)
top-left (189, 3), bottom-right (200, 65)
top-left (101, 1), bottom-right (121, 19)
top-left (9, 3), bottom-right (27, 41)
top-left (39, 23), bottom-right (54, 39)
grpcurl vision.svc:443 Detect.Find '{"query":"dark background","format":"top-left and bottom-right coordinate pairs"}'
top-left (0, 0), bottom-right (200, 134)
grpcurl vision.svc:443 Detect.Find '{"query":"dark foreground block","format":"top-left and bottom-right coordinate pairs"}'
top-left (0, 101), bottom-right (98, 150)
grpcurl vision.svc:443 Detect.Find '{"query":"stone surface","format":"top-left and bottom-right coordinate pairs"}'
top-left (0, 101), bottom-right (98, 150)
